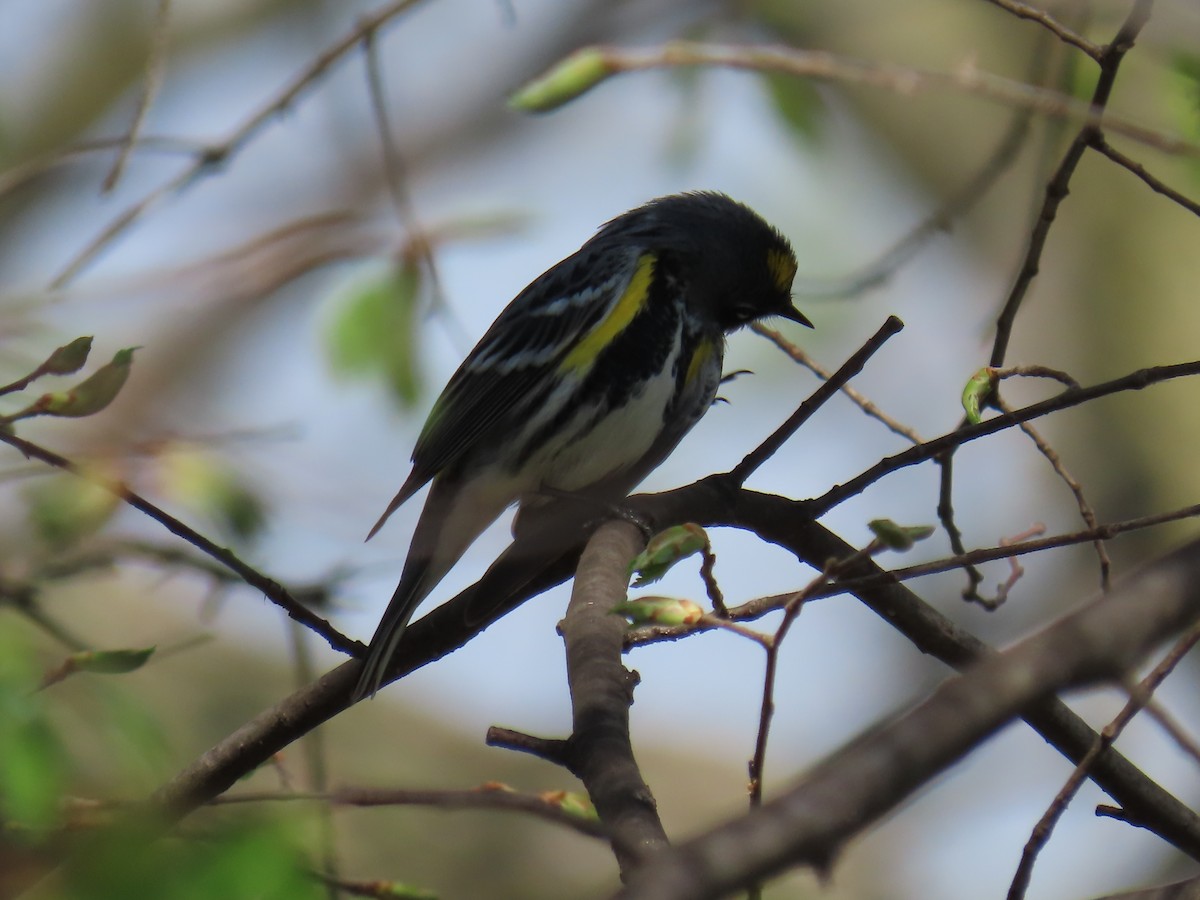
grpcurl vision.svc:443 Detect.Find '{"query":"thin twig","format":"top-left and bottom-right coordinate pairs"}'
top-left (361, 24), bottom-right (451, 328)
top-left (1140, 698), bottom-right (1200, 768)
top-left (1007, 613), bottom-right (1200, 900)
top-left (731, 316), bottom-right (903, 483)
top-left (999, 396), bottom-right (1110, 591)
top-left (103, 0), bottom-right (173, 192)
top-left (990, 0), bottom-right (1154, 367)
top-left (542, 41), bottom-right (1198, 159)
top-left (752, 324), bottom-right (922, 444)
top-left (1091, 135), bottom-right (1200, 218)
top-left (0, 574), bottom-right (90, 650)
top-left (0, 430), bottom-right (360, 655)
top-left (49, 0), bottom-right (430, 288)
top-left (995, 364), bottom-right (1081, 389)
top-left (697, 534), bottom-right (726, 616)
top-left (812, 358), bottom-right (1200, 516)
top-left (288, 621), bottom-right (341, 900)
top-left (794, 39), bottom-right (1044, 301)
top-left (625, 501), bottom-right (1200, 647)
top-left (0, 135), bottom-right (211, 202)
top-left (747, 545), bottom-right (880, 810)
top-left (979, 0), bottom-right (1102, 58)
top-left (485, 726), bottom-right (571, 766)
top-left (697, 614), bottom-right (769, 646)
top-left (212, 784), bottom-right (607, 839)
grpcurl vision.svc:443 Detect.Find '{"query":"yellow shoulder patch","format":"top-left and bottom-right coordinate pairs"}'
top-left (684, 336), bottom-right (716, 387)
top-left (560, 253), bottom-right (657, 374)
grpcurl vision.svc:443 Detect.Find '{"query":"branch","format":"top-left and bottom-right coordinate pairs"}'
top-left (0, 430), bottom-right (359, 656)
top-left (559, 520), bottom-right (668, 872)
top-left (624, 501), bottom-right (1200, 645)
top-left (1092, 135), bottom-right (1200, 219)
top-left (812, 358), bottom-right (1200, 515)
top-left (49, 0), bottom-right (430, 287)
top-left (148, 486), bottom-right (1200, 861)
top-left (103, 0), bottom-right (172, 192)
top-left (520, 40), bottom-right (1199, 158)
top-left (753, 323), bottom-right (923, 443)
top-left (730, 316), bottom-right (903, 483)
top-left (725, 493), bottom-right (1200, 857)
top-left (979, 0), bottom-right (1102, 58)
top-left (1007, 620), bottom-right (1200, 900)
top-left (211, 784), bottom-right (608, 840)
top-left (151, 537), bottom-right (584, 821)
top-left (613, 537), bottom-right (1200, 899)
top-left (989, 0), bottom-right (1153, 366)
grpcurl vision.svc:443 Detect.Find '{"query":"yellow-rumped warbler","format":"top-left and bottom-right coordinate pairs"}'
top-left (355, 192), bottom-right (811, 699)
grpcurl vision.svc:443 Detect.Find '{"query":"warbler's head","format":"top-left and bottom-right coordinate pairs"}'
top-left (600, 192), bottom-right (812, 333)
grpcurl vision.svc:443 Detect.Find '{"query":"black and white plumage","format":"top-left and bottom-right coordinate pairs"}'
top-left (355, 192), bottom-right (811, 700)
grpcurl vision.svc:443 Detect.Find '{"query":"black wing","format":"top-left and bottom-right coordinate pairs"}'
top-left (408, 243), bottom-right (641, 482)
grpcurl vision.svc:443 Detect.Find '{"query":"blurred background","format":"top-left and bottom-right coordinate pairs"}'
top-left (3, 0), bottom-right (1200, 897)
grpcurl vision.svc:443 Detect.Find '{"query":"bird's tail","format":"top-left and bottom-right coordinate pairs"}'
top-left (353, 475), bottom-right (513, 701)
top-left (353, 562), bottom-right (433, 701)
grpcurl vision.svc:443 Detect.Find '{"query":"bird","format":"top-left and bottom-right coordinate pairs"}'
top-left (354, 191), bottom-right (811, 699)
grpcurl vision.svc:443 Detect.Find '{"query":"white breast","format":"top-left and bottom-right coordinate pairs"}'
top-left (534, 339), bottom-right (684, 491)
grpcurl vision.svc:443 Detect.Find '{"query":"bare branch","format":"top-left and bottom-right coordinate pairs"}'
top-left (103, 0), bottom-right (173, 192)
top-left (0, 430), bottom-right (359, 656)
top-left (49, 0), bottom-right (430, 287)
top-left (1092, 135), bottom-right (1200, 219)
top-left (980, 0), bottom-right (1102, 58)
top-left (812, 358), bottom-right (1200, 516)
top-left (752, 323), bottom-right (923, 444)
top-left (614, 537), bottom-right (1200, 899)
top-left (989, 0), bottom-right (1154, 367)
top-left (730, 316), bottom-right (904, 484)
top-left (559, 520), bottom-right (668, 872)
top-left (1008, 616), bottom-right (1200, 900)
top-left (532, 39), bottom-right (1198, 158)
top-left (212, 784), bottom-right (608, 840)
top-left (626, 502), bottom-right (1200, 646)
top-left (147, 485), bottom-right (1200, 862)
top-left (999, 396), bottom-right (1110, 591)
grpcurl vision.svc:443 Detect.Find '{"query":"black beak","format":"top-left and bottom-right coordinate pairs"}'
top-left (777, 303), bottom-right (814, 329)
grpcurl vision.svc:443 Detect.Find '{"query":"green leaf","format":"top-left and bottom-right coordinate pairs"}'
top-left (961, 366), bottom-right (997, 425)
top-left (612, 596), bottom-right (704, 626)
top-left (64, 817), bottom-right (322, 900)
top-left (158, 446), bottom-right (266, 543)
top-left (42, 336), bottom-right (94, 376)
top-left (628, 523), bottom-right (708, 586)
top-left (325, 262), bottom-right (422, 408)
top-left (27, 469), bottom-right (120, 547)
top-left (0, 716), bottom-right (67, 834)
top-left (69, 647), bottom-right (156, 675)
top-left (760, 71), bottom-right (823, 142)
top-left (0, 637), bottom-right (66, 835)
top-left (35, 347), bottom-right (138, 418)
top-left (509, 48), bottom-right (613, 112)
top-left (1167, 53), bottom-right (1200, 184)
top-left (868, 518), bottom-right (934, 552)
